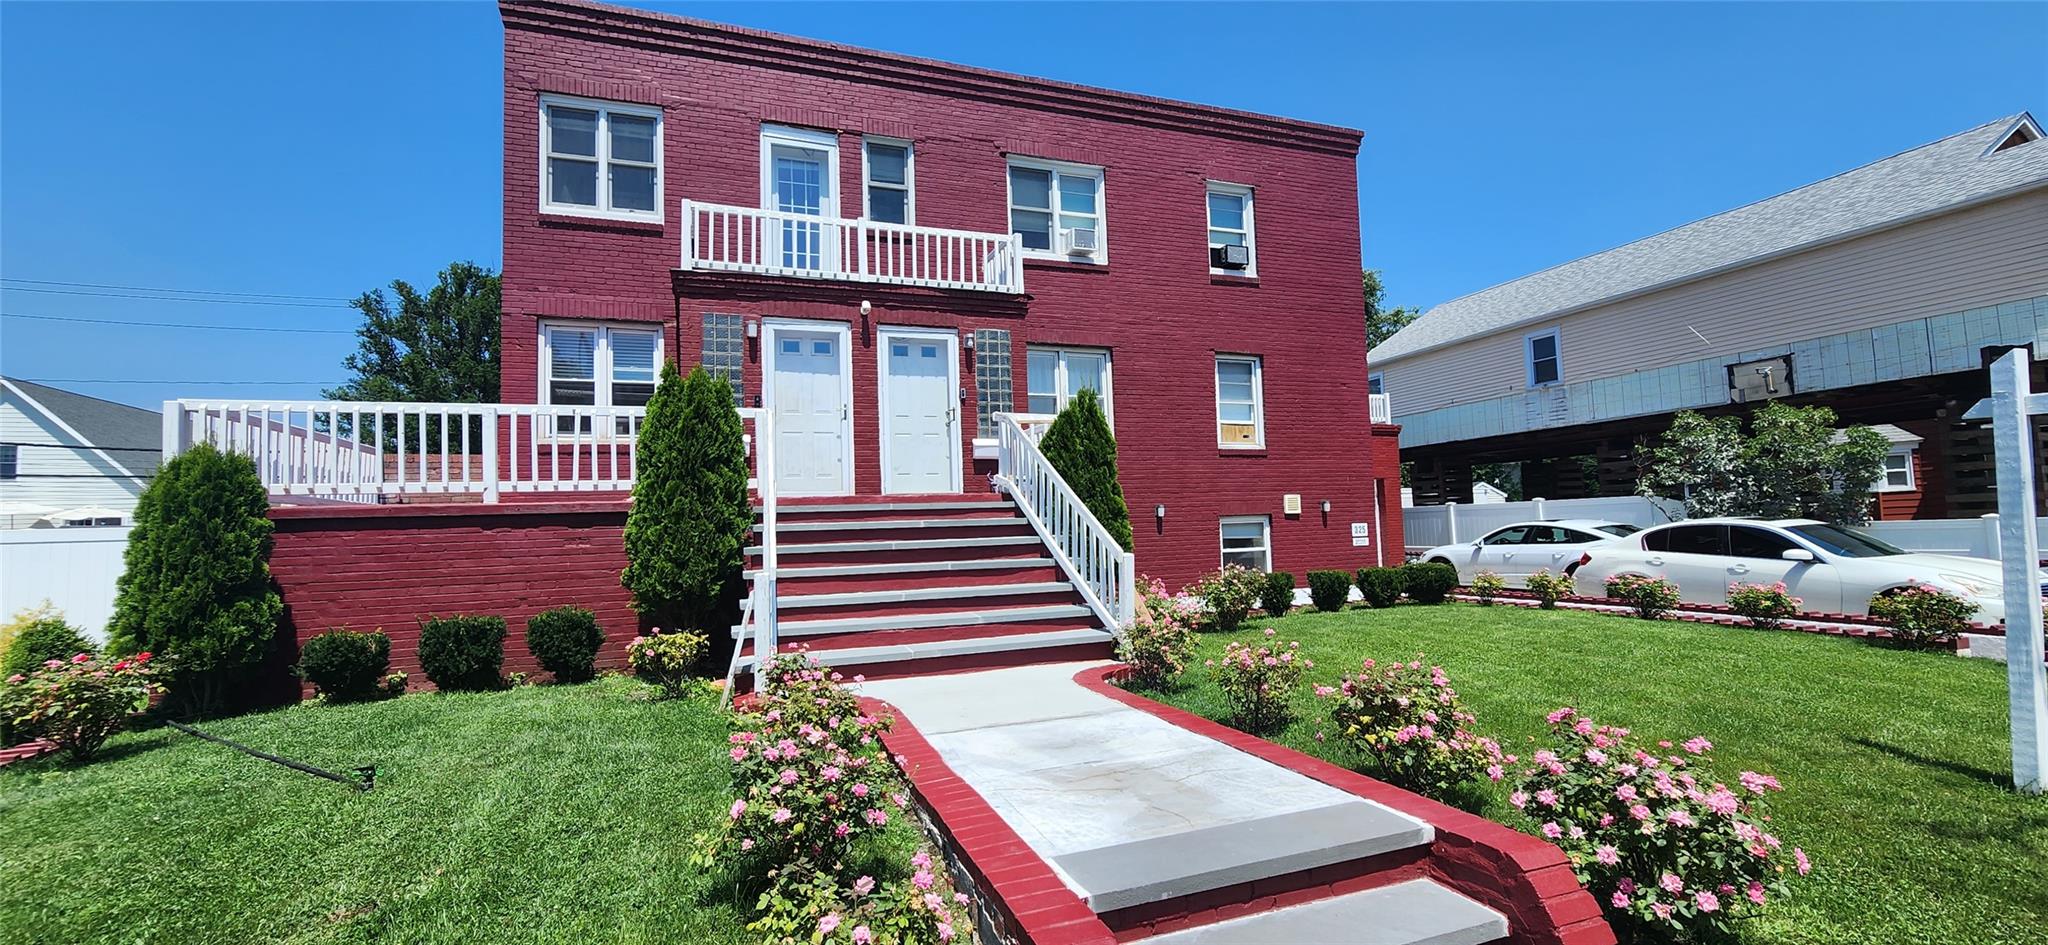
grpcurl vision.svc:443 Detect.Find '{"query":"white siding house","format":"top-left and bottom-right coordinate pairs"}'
top-left (0, 378), bottom-right (160, 528)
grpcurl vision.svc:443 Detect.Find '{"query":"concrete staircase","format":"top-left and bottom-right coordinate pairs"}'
top-left (737, 496), bottom-right (1117, 678)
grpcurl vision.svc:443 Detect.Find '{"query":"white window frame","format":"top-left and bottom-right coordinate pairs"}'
top-left (1220, 515), bottom-right (1273, 572)
top-left (1368, 372), bottom-right (1385, 395)
top-left (1875, 448), bottom-right (1916, 492)
top-left (0, 443), bottom-right (16, 479)
top-left (1215, 354), bottom-right (1266, 449)
top-left (1025, 345), bottom-right (1114, 423)
top-left (861, 136), bottom-right (914, 226)
top-left (1206, 181), bottom-right (1256, 276)
top-left (1006, 156), bottom-right (1107, 263)
top-left (760, 124), bottom-right (841, 215)
top-left (1525, 328), bottom-right (1563, 388)
top-left (537, 321), bottom-right (665, 437)
top-left (539, 94), bottom-right (664, 223)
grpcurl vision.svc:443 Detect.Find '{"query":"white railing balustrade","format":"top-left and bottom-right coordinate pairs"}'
top-left (680, 199), bottom-right (1024, 294)
top-left (1370, 393), bottom-right (1392, 424)
top-left (991, 412), bottom-right (1137, 634)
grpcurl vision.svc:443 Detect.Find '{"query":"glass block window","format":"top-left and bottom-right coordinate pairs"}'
top-left (973, 328), bottom-right (1013, 430)
top-left (702, 313), bottom-right (746, 405)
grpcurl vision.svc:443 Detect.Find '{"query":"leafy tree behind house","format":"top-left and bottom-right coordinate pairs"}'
top-left (1364, 269), bottom-right (1421, 350)
top-left (325, 261), bottom-right (501, 405)
top-left (1638, 402), bottom-right (1890, 525)
top-left (107, 443), bottom-right (284, 717)
top-left (1038, 387), bottom-right (1134, 552)
top-left (622, 365), bottom-right (752, 633)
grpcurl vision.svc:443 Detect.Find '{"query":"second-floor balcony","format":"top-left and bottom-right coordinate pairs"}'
top-left (679, 199), bottom-right (1024, 294)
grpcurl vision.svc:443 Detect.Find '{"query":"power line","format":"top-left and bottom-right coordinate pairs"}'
top-left (20, 378), bottom-right (343, 386)
top-left (1, 441), bottom-right (162, 452)
top-left (2, 312), bottom-right (355, 335)
top-left (0, 286), bottom-right (353, 308)
top-left (0, 278), bottom-right (353, 303)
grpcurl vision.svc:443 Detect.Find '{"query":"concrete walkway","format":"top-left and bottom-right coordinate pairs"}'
top-left (858, 662), bottom-right (1507, 943)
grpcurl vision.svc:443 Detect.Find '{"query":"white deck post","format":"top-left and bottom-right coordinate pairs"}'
top-left (161, 401), bottom-right (191, 461)
top-left (1445, 501), bottom-right (1460, 544)
top-left (481, 406), bottom-right (501, 504)
top-left (1532, 496), bottom-right (1547, 521)
top-left (1985, 349), bottom-right (2047, 792)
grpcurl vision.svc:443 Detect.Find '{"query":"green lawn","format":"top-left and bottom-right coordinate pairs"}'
top-left (0, 676), bottom-right (905, 945)
top-left (1131, 604), bottom-right (2048, 945)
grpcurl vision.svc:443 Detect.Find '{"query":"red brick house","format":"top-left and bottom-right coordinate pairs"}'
top-left (170, 0), bottom-right (1401, 684)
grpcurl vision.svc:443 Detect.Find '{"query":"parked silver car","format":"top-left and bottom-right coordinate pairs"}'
top-left (1571, 517), bottom-right (2037, 623)
top-left (1420, 519), bottom-right (1642, 586)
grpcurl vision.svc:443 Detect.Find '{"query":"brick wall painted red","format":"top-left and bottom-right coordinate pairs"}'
top-left (498, 0), bottom-right (1403, 589)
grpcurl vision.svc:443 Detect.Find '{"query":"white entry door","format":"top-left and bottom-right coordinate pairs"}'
top-left (879, 329), bottom-right (961, 494)
top-left (762, 126), bottom-right (838, 274)
top-left (768, 325), bottom-right (851, 496)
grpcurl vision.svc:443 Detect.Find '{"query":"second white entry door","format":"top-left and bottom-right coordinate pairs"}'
top-left (879, 330), bottom-right (960, 493)
top-left (770, 327), bottom-right (850, 496)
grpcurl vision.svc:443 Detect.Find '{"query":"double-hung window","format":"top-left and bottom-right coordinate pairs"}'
top-left (1026, 346), bottom-right (1112, 421)
top-left (0, 443), bottom-right (15, 479)
top-left (863, 137), bottom-right (913, 225)
top-left (1008, 158), bottom-right (1105, 260)
top-left (540, 322), bottom-right (662, 435)
top-left (1206, 182), bottom-right (1255, 274)
top-left (1876, 449), bottom-right (1915, 492)
top-left (1220, 515), bottom-right (1272, 571)
top-left (1526, 328), bottom-right (1562, 387)
top-left (1215, 354), bottom-right (1265, 447)
top-left (541, 96), bottom-right (662, 221)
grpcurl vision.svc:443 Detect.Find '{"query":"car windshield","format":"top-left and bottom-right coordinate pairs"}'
top-left (1788, 523), bottom-right (1906, 558)
top-left (1595, 524), bottom-right (1641, 537)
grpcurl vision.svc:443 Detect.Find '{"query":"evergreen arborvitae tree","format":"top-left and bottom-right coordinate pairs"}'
top-left (1039, 387), bottom-right (1134, 552)
top-left (622, 364), bottom-right (752, 633)
top-left (108, 442), bottom-right (284, 717)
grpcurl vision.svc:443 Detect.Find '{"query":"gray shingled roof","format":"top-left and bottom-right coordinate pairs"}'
top-left (1371, 113), bottom-right (2048, 364)
top-left (3, 377), bottom-right (162, 478)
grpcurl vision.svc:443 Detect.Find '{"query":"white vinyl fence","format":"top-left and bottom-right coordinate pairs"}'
top-left (0, 526), bottom-right (130, 641)
top-left (1404, 496), bottom-right (1686, 550)
top-left (1863, 514), bottom-right (2048, 561)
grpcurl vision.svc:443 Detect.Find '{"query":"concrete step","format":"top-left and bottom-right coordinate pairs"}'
top-left (742, 622), bottom-right (1105, 657)
top-left (748, 535), bottom-right (1046, 568)
top-left (756, 516), bottom-right (1024, 533)
top-left (735, 627), bottom-right (1114, 676)
top-left (732, 603), bottom-right (1096, 639)
top-left (779, 581), bottom-right (1077, 609)
top-left (749, 556), bottom-right (1059, 582)
top-left (761, 498), bottom-right (1016, 521)
top-left (1137, 878), bottom-right (1506, 945)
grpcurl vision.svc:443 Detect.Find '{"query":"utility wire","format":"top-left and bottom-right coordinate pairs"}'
top-left (20, 378), bottom-right (343, 386)
top-left (1, 312), bottom-right (355, 334)
top-left (0, 278), bottom-right (353, 303)
top-left (1, 441), bottom-right (163, 452)
top-left (0, 286), bottom-right (353, 308)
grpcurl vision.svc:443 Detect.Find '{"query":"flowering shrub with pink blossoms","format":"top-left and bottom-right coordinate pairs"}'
top-left (1523, 570), bottom-right (1571, 609)
top-left (1605, 574), bottom-right (1681, 621)
top-left (750, 850), bottom-right (973, 945)
top-left (1868, 583), bottom-right (1978, 649)
top-left (1192, 564), bottom-right (1266, 632)
top-left (1315, 656), bottom-right (1510, 801)
top-left (1470, 571), bottom-right (1507, 607)
top-left (1726, 582), bottom-right (1801, 631)
top-left (0, 650), bottom-right (156, 761)
top-left (1207, 628), bottom-right (1310, 732)
top-left (1511, 707), bottom-right (1810, 941)
top-left (1118, 576), bottom-right (1202, 686)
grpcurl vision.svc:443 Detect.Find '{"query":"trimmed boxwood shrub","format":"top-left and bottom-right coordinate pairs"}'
top-left (1259, 571), bottom-right (1295, 618)
top-left (2, 614), bottom-right (93, 679)
top-left (296, 629), bottom-right (392, 703)
top-left (417, 615), bottom-right (506, 692)
top-left (1355, 567), bottom-right (1407, 609)
top-left (1306, 571), bottom-right (1352, 613)
top-left (1400, 562), bottom-right (1460, 605)
top-left (527, 606), bottom-right (603, 683)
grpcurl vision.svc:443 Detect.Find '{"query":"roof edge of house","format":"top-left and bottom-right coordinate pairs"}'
top-left (0, 377), bottom-right (146, 480)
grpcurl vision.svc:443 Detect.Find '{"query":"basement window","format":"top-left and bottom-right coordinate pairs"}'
top-left (1220, 515), bottom-right (1272, 571)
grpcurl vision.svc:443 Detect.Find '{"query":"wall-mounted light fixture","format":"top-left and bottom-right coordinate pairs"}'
top-left (1154, 503), bottom-right (1167, 521)
top-left (745, 319), bottom-right (760, 339)
top-left (1321, 500), bottom-right (1333, 514)
top-left (859, 300), bottom-right (873, 316)
top-left (963, 330), bottom-right (976, 351)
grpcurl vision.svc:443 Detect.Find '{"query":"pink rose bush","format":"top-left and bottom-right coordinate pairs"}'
top-left (749, 849), bottom-right (972, 945)
top-left (0, 651), bottom-right (156, 761)
top-left (1315, 656), bottom-right (1510, 801)
top-left (1118, 576), bottom-right (1202, 686)
top-left (1522, 570), bottom-right (1572, 609)
top-left (1207, 629), bottom-right (1311, 732)
top-left (1513, 707), bottom-right (1809, 940)
top-left (1604, 574), bottom-right (1681, 621)
top-left (1469, 571), bottom-right (1507, 607)
top-left (1191, 564), bottom-right (1266, 632)
top-left (1726, 582), bottom-right (1801, 631)
top-left (625, 630), bottom-right (708, 699)
top-left (1867, 583), bottom-right (1978, 649)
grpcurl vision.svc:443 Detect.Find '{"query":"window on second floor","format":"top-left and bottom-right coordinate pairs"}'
top-left (1526, 328), bottom-right (1562, 388)
top-left (1216, 354), bottom-right (1264, 448)
top-left (863, 137), bottom-right (913, 225)
top-left (540, 321), bottom-right (662, 434)
top-left (1206, 182), bottom-right (1255, 275)
top-left (1027, 346), bottom-right (1111, 421)
top-left (0, 443), bottom-right (16, 479)
top-left (1008, 158), bottom-right (1105, 261)
top-left (541, 96), bottom-right (662, 221)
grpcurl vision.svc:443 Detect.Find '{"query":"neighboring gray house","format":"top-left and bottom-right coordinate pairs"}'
top-left (1371, 113), bottom-right (2048, 518)
top-left (0, 377), bottom-right (161, 527)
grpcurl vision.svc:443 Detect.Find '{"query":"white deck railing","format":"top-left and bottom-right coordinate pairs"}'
top-left (680, 199), bottom-right (1024, 294)
top-left (1370, 392), bottom-right (1392, 424)
top-left (991, 412), bottom-right (1137, 634)
top-left (729, 406), bottom-right (780, 699)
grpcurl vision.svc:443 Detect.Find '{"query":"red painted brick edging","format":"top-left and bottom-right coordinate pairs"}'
top-left (0, 739), bottom-right (59, 767)
top-left (1071, 667), bottom-right (1617, 945)
top-left (862, 695), bottom-right (1116, 945)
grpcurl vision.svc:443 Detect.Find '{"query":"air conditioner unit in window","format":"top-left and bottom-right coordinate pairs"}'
top-left (1060, 227), bottom-right (1099, 256)
top-left (1211, 244), bottom-right (1251, 270)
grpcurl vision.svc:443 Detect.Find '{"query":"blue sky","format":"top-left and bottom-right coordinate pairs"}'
top-left (2, 1), bottom-right (2041, 408)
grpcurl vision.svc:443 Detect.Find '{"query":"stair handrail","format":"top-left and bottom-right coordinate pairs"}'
top-left (990, 412), bottom-right (1137, 637)
top-left (724, 407), bottom-right (779, 701)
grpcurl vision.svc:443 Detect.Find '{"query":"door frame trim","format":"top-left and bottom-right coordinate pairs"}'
top-left (875, 325), bottom-right (963, 494)
top-left (761, 317), bottom-right (855, 497)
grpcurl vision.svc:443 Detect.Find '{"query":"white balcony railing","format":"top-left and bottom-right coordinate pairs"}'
top-left (679, 199), bottom-right (1024, 294)
top-left (1370, 392), bottom-right (1392, 424)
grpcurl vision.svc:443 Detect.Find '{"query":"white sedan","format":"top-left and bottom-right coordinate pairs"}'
top-left (1420, 520), bottom-right (1643, 586)
top-left (1571, 517), bottom-right (2034, 623)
